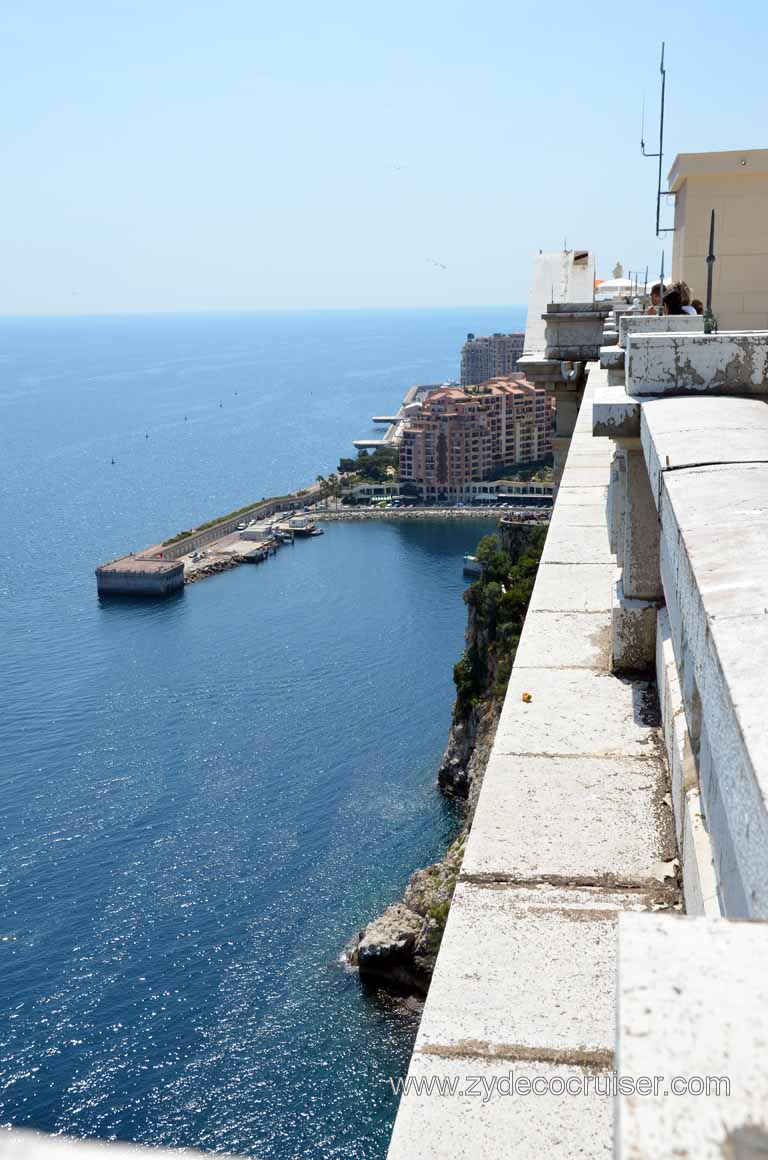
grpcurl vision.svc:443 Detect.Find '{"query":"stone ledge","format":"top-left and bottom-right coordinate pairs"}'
top-left (599, 345), bottom-right (625, 370)
top-left (616, 913), bottom-right (768, 1160)
top-left (513, 610), bottom-right (610, 669)
top-left (527, 561), bottom-right (615, 613)
top-left (461, 752), bottom-right (676, 886)
top-left (494, 668), bottom-right (660, 761)
top-left (387, 1054), bottom-right (612, 1160)
top-left (640, 394), bottom-right (768, 502)
top-left (657, 462), bottom-right (768, 914)
top-left (618, 313), bottom-right (704, 349)
top-left (592, 387), bottom-right (641, 438)
top-left (414, 883), bottom-right (671, 1058)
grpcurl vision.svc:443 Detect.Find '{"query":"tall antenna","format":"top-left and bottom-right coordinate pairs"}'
top-left (641, 43), bottom-right (675, 237)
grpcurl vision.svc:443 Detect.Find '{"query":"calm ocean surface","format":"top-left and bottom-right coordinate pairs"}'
top-left (0, 307), bottom-right (523, 1159)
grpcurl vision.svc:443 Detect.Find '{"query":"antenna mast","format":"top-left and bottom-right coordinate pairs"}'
top-left (641, 43), bottom-right (675, 237)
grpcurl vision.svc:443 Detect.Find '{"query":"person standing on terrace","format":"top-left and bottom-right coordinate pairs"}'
top-left (675, 280), bottom-right (699, 315)
top-left (646, 283), bottom-right (662, 314)
top-left (663, 289), bottom-right (686, 315)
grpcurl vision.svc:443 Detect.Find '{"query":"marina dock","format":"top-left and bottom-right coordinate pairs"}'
top-left (95, 490), bottom-right (320, 597)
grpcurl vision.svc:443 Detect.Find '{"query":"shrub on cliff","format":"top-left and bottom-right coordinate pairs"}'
top-left (454, 526), bottom-right (546, 709)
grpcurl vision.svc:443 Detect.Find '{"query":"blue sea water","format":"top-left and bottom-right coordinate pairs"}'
top-left (0, 307), bottom-right (524, 1159)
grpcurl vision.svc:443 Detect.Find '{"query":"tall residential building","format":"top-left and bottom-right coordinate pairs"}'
top-left (399, 375), bottom-right (552, 497)
top-left (460, 332), bottom-right (525, 386)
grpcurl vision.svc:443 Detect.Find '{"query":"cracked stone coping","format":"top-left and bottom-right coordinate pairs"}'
top-left (617, 913), bottom-right (768, 1160)
top-left (593, 385), bottom-right (641, 438)
top-left (639, 396), bottom-right (768, 913)
top-left (413, 883), bottom-right (672, 1060)
top-left (656, 464), bottom-right (768, 915)
top-left (618, 313), bottom-right (705, 349)
top-left (626, 330), bottom-right (768, 396)
top-left (640, 394), bottom-right (768, 502)
top-left (462, 751), bottom-right (676, 886)
top-left (494, 667), bottom-right (660, 760)
top-left (599, 344), bottom-right (625, 370)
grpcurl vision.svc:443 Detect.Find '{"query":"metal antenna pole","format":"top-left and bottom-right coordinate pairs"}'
top-left (641, 43), bottom-right (675, 237)
top-left (655, 43), bottom-right (666, 237)
top-left (658, 251), bottom-right (665, 316)
top-left (705, 209), bottom-right (717, 333)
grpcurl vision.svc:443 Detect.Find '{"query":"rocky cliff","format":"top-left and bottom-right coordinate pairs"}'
top-left (350, 522), bottom-right (546, 995)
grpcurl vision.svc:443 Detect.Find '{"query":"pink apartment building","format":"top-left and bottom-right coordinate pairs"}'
top-left (399, 376), bottom-right (552, 498)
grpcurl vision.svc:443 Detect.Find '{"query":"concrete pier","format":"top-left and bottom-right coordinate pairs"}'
top-left (95, 555), bottom-right (184, 597)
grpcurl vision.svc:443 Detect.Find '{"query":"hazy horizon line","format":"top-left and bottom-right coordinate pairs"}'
top-left (0, 302), bottom-right (527, 322)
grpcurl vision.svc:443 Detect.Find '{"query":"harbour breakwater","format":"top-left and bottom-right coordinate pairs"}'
top-left (315, 507), bottom-right (542, 522)
top-left (349, 522), bottom-right (547, 995)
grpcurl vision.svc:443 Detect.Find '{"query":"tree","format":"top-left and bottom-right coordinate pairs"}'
top-left (326, 472), bottom-right (342, 509)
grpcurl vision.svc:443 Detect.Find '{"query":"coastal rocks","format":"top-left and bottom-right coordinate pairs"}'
top-left (353, 844), bottom-right (464, 995)
top-left (316, 508), bottom-right (516, 522)
top-left (352, 903), bottom-right (429, 993)
top-left (185, 556), bottom-right (245, 584)
top-left (436, 719), bottom-right (473, 797)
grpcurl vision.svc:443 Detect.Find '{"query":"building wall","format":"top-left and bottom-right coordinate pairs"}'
top-left (669, 149), bottom-right (768, 330)
top-left (460, 333), bottom-right (524, 386)
top-left (399, 378), bottom-right (552, 494)
top-left (96, 565), bottom-right (185, 596)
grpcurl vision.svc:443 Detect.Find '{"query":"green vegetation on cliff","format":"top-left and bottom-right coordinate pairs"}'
top-left (453, 527), bottom-right (546, 718)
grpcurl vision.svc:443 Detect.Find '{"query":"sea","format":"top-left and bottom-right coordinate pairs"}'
top-left (0, 306), bottom-right (525, 1160)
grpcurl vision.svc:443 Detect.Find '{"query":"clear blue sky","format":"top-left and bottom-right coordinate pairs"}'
top-left (2, 1), bottom-right (766, 314)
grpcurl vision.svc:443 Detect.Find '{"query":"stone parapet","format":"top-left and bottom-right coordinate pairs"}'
top-left (594, 336), bottom-right (768, 915)
top-left (618, 312), bottom-right (704, 348)
top-left (626, 330), bottom-right (768, 395)
top-left (387, 372), bottom-right (678, 1159)
top-left (543, 302), bottom-right (611, 361)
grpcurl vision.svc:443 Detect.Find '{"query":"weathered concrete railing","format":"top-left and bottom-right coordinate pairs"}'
top-left (593, 324), bottom-right (768, 1160)
top-left (594, 329), bottom-right (768, 910)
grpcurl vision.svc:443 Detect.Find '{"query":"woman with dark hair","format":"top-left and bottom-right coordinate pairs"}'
top-left (663, 289), bottom-right (685, 315)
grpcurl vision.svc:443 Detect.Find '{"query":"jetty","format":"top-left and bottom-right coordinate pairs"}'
top-left (95, 489), bottom-right (317, 597)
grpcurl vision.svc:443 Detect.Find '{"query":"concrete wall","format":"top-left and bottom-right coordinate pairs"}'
top-left (670, 148), bottom-right (768, 329)
top-left (160, 498), bottom-right (303, 560)
top-left (96, 565), bottom-right (184, 597)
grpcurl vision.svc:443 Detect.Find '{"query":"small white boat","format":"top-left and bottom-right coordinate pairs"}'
top-left (463, 554), bottom-right (483, 576)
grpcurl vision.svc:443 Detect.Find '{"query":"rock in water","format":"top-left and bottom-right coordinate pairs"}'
top-left (353, 903), bottom-right (429, 993)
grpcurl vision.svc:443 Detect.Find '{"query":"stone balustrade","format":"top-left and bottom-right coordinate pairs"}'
top-left (592, 323), bottom-right (768, 1155)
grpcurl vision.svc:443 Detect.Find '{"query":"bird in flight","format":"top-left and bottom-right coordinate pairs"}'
top-left (427, 258), bottom-right (447, 270)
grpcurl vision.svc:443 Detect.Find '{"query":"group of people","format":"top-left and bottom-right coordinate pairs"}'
top-left (647, 280), bottom-right (703, 317)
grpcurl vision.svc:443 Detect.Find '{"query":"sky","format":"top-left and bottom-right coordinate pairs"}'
top-left (1, 0), bottom-right (767, 314)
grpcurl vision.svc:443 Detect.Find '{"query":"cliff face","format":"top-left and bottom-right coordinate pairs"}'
top-left (350, 523), bottom-right (546, 995)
